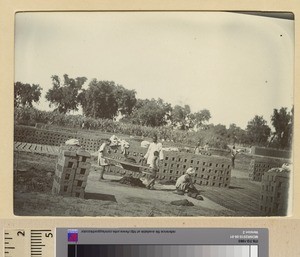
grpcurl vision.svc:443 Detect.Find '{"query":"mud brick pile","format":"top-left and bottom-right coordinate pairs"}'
top-left (14, 125), bottom-right (103, 152)
top-left (249, 159), bottom-right (285, 182)
top-left (259, 168), bottom-right (290, 216)
top-left (52, 146), bottom-right (91, 198)
top-left (251, 146), bottom-right (291, 159)
top-left (107, 146), bottom-right (232, 188)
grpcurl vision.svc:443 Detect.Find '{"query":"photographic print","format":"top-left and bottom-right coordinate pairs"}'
top-left (13, 11), bottom-right (294, 216)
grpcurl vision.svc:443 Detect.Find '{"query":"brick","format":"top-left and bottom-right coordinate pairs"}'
top-left (78, 162), bottom-right (92, 169)
top-left (78, 156), bottom-right (91, 162)
top-left (76, 149), bottom-right (91, 157)
top-left (76, 167), bottom-right (90, 176)
top-left (62, 150), bottom-right (77, 157)
top-left (75, 174), bottom-right (88, 182)
top-left (71, 191), bottom-right (85, 198)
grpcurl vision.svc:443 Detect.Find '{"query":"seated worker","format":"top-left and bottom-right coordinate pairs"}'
top-left (174, 167), bottom-right (203, 200)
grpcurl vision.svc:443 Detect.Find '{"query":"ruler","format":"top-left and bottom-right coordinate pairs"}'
top-left (4, 229), bottom-right (54, 257)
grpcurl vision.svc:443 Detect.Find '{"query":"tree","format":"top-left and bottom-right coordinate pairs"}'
top-left (270, 107), bottom-right (293, 149)
top-left (246, 115), bottom-right (271, 145)
top-left (78, 80), bottom-right (119, 119)
top-left (123, 98), bottom-right (172, 127)
top-left (189, 109), bottom-right (211, 129)
top-left (45, 74), bottom-right (87, 113)
top-left (227, 123), bottom-right (248, 144)
top-left (14, 82), bottom-right (42, 107)
top-left (114, 85), bottom-right (137, 116)
top-left (171, 105), bottom-right (191, 129)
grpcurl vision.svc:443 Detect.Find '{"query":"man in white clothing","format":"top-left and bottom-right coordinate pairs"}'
top-left (143, 135), bottom-right (164, 165)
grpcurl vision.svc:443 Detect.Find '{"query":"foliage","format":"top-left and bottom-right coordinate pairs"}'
top-left (171, 105), bottom-right (191, 129)
top-left (227, 123), bottom-right (248, 145)
top-left (14, 107), bottom-right (229, 149)
top-left (189, 109), bottom-right (211, 129)
top-left (14, 82), bottom-right (42, 107)
top-left (78, 80), bottom-right (118, 119)
top-left (45, 74), bottom-right (87, 113)
top-left (114, 85), bottom-right (137, 116)
top-left (78, 80), bottom-right (137, 119)
top-left (270, 107), bottom-right (293, 149)
top-left (170, 105), bottom-right (211, 130)
top-left (123, 98), bottom-right (172, 127)
top-left (246, 115), bottom-right (271, 145)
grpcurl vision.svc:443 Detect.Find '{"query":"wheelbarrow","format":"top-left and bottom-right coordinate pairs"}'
top-left (105, 157), bottom-right (152, 175)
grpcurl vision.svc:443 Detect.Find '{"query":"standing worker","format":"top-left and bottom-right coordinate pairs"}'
top-left (143, 134), bottom-right (164, 188)
top-left (146, 150), bottom-right (159, 189)
top-left (230, 145), bottom-right (238, 169)
top-left (98, 139), bottom-right (111, 180)
top-left (144, 134), bottom-right (164, 165)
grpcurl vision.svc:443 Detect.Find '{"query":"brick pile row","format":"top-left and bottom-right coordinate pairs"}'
top-left (14, 125), bottom-right (103, 152)
top-left (260, 168), bottom-right (290, 216)
top-left (249, 159), bottom-right (284, 182)
top-left (52, 146), bottom-right (91, 198)
top-left (107, 147), bottom-right (232, 188)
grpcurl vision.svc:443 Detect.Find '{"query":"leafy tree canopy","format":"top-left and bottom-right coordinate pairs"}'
top-left (270, 107), bottom-right (293, 149)
top-left (45, 74), bottom-right (87, 114)
top-left (246, 115), bottom-right (271, 145)
top-left (78, 79), bottom-right (118, 119)
top-left (122, 98), bottom-right (172, 127)
top-left (14, 82), bottom-right (42, 108)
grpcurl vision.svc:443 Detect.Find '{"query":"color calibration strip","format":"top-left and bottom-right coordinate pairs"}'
top-left (68, 245), bottom-right (258, 257)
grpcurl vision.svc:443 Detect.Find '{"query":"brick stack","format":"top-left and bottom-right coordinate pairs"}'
top-left (107, 146), bottom-right (232, 188)
top-left (249, 159), bottom-right (284, 182)
top-left (52, 146), bottom-right (91, 198)
top-left (260, 168), bottom-right (290, 216)
top-left (14, 125), bottom-right (103, 152)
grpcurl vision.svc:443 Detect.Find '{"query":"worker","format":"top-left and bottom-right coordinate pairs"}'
top-left (143, 134), bottom-right (164, 165)
top-left (174, 167), bottom-right (203, 200)
top-left (146, 150), bottom-right (159, 190)
top-left (97, 139), bottom-right (111, 180)
top-left (194, 141), bottom-right (201, 154)
top-left (230, 145), bottom-right (238, 169)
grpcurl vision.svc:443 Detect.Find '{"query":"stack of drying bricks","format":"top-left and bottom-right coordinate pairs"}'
top-left (52, 146), bottom-right (91, 198)
top-left (260, 168), bottom-right (290, 216)
top-left (249, 159), bottom-right (282, 182)
top-left (107, 147), bottom-right (232, 188)
top-left (160, 152), bottom-right (231, 187)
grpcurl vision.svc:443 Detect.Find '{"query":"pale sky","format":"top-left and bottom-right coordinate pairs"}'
top-left (14, 12), bottom-right (294, 129)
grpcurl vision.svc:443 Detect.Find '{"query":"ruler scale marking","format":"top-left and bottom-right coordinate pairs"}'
top-left (4, 229), bottom-right (53, 257)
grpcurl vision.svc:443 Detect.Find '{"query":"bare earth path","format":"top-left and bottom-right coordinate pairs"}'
top-left (14, 151), bottom-right (261, 217)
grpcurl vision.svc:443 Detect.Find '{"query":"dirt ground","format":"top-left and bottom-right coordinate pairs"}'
top-left (13, 152), bottom-right (262, 217)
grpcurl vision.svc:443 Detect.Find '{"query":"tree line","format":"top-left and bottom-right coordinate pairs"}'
top-left (14, 74), bottom-right (294, 149)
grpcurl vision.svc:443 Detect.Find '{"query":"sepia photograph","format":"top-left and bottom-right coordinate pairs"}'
top-left (13, 11), bottom-right (294, 217)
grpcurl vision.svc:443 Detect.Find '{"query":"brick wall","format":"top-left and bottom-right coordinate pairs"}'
top-left (249, 159), bottom-right (287, 182)
top-left (52, 146), bottom-right (91, 198)
top-left (251, 146), bottom-right (291, 159)
top-left (14, 125), bottom-right (103, 152)
top-left (106, 145), bottom-right (232, 188)
top-left (260, 169), bottom-right (290, 216)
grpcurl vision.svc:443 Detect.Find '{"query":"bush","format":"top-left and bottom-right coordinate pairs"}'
top-left (14, 107), bottom-right (233, 149)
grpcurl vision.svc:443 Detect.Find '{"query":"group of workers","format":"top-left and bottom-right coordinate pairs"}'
top-left (97, 134), bottom-right (202, 198)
